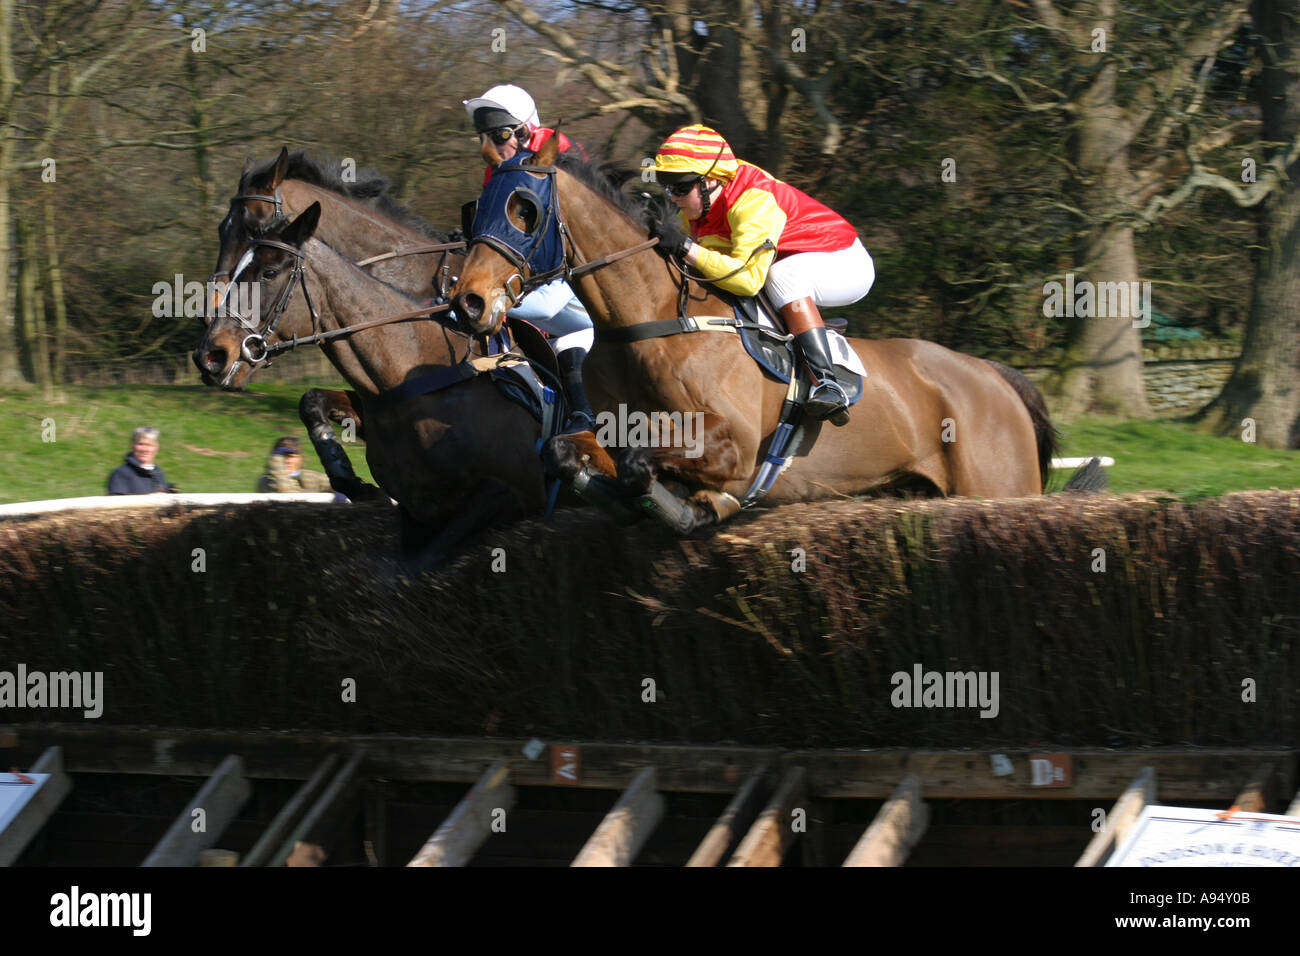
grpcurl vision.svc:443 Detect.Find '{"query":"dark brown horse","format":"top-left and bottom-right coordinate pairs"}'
top-left (194, 202), bottom-right (560, 563)
top-left (451, 136), bottom-right (1058, 532)
top-left (208, 148), bottom-right (465, 500)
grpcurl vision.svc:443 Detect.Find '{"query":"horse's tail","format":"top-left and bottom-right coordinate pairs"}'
top-left (983, 359), bottom-right (1059, 491)
top-left (1060, 456), bottom-right (1110, 493)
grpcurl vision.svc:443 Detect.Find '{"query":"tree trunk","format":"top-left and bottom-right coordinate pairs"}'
top-left (43, 195), bottom-right (66, 387)
top-left (0, 166), bottom-right (19, 385)
top-left (0, 0), bottom-right (21, 386)
top-left (1200, 0), bottom-right (1300, 448)
top-left (17, 216), bottom-right (50, 388)
top-left (1049, 63), bottom-right (1153, 418)
top-left (692, 1), bottom-right (766, 162)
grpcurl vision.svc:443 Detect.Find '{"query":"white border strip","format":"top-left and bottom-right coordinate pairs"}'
top-left (0, 493), bottom-right (339, 518)
top-left (1050, 457), bottom-right (1115, 469)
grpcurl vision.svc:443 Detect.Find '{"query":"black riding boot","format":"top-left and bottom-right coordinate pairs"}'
top-left (794, 328), bottom-right (850, 425)
top-left (557, 347), bottom-right (597, 433)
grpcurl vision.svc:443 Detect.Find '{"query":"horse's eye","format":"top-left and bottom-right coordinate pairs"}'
top-left (261, 268), bottom-right (279, 280)
top-left (508, 191), bottom-right (541, 234)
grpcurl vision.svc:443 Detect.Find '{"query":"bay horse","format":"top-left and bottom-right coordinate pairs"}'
top-left (193, 202), bottom-right (561, 563)
top-left (451, 135), bottom-right (1060, 532)
top-left (208, 148), bottom-right (465, 501)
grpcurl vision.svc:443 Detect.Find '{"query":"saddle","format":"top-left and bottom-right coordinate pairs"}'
top-left (369, 312), bottom-right (564, 448)
top-left (729, 292), bottom-right (864, 406)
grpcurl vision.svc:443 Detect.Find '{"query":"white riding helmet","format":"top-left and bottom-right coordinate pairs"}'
top-left (462, 84), bottom-right (542, 133)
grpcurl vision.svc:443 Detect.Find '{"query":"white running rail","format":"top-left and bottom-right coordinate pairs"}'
top-left (1050, 457), bottom-right (1115, 469)
top-left (0, 493), bottom-right (339, 519)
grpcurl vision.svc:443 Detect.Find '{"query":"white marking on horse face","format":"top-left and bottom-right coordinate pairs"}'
top-left (488, 291), bottom-right (511, 331)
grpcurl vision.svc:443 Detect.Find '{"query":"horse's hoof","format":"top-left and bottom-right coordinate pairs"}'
top-left (617, 445), bottom-right (656, 495)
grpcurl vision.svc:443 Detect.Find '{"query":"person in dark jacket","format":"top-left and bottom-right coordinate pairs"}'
top-left (107, 426), bottom-right (176, 494)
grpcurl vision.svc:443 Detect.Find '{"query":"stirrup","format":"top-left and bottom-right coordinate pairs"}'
top-left (805, 380), bottom-right (850, 425)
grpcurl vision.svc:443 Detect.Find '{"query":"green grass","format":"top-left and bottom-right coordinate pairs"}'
top-left (0, 382), bottom-right (375, 504)
top-left (1056, 415), bottom-right (1300, 498)
top-left (1, 385), bottom-right (1296, 504)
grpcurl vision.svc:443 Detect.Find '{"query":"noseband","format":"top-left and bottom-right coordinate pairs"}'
top-left (231, 235), bottom-right (319, 367)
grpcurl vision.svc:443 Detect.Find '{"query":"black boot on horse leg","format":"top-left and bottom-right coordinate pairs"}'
top-left (616, 445), bottom-right (730, 534)
top-left (783, 297), bottom-right (850, 426)
top-left (543, 431), bottom-right (641, 524)
top-left (557, 346), bottom-right (597, 434)
top-left (298, 388), bottom-right (382, 501)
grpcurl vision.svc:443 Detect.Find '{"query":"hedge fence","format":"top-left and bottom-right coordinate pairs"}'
top-left (1, 491), bottom-right (1296, 748)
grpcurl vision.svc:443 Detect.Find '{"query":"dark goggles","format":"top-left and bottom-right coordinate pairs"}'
top-left (664, 177), bottom-right (703, 198)
top-left (482, 125), bottom-right (527, 146)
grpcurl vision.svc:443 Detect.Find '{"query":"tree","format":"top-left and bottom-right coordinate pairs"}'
top-left (961, 1), bottom-right (1252, 418)
top-left (489, 0), bottom-right (845, 174)
top-left (1196, 0), bottom-right (1300, 448)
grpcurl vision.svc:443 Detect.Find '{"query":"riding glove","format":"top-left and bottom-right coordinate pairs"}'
top-left (649, 217), bottom-right (693, 258)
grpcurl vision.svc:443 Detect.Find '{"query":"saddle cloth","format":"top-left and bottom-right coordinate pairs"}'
top-left (730, 294), bottom-right (866, 405)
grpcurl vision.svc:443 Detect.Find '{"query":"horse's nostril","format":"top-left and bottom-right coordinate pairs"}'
top-left (455, 293), bottom-right (484, 322)
top-left (198, 349), bottom-right (226, 374)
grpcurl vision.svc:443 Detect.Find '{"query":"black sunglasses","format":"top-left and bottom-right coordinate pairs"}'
top-left (482, 125), bottom-right (527, 146)
top-left (664, 178), bottom-right (702, 198)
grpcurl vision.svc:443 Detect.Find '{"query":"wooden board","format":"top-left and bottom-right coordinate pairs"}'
top-left (727, 767), bottom-right (806, 867)
top-left (270, 749), bottom-right (366, 867)
top-left (1075, 766), bottom-right (1156, 867)
top-left (571, 767), bottom-right (664, 867)
top-left (1232, 763), bottom-right (1275, 813)
top-left (241, 754), bottom-right (339, 867)
top-left (686, 764), bottom-right (771, 867)
top-left (409, 760), bottom-right (515, 867)
top-left (140, 754), bottom-right (251, 867)
top-left (842, 773), bottom-right (927, 867)
top-left (4, 727), bottom-right (1294, 801)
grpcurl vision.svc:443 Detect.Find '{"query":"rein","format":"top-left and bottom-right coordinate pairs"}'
top-left (233, 236), bottom-right (454, 366)
top-left (352, 240), bottom-right (466, 267)
top-left (217, 185), bottom-right (466, 290)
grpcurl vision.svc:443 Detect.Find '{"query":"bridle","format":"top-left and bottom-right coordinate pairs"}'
top-left (208, 183), bottom-right (467, 334)
top-left (218, 233), bottom-right (463, 379)
top-left (227, 235), bottom-right (321, 366)
top-left (466, 158), bottom-right (660, 308)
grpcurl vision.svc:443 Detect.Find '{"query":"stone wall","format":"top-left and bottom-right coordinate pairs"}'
top-left (997, 342), bottom-right (1241, 414)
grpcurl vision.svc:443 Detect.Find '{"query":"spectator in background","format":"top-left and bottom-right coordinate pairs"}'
top-left (107, 426), bottom-right (177, 494)
top-left (257, 436), bottom-right (333, 494)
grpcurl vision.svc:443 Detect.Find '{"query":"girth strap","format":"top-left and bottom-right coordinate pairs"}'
top-left (595, 314), bottom-right (742, 344)
top-left (373, 354), bottom-right (527, 405)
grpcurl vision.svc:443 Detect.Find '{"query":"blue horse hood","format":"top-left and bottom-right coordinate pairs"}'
top-left (470, 151), bottom-right (565, 278)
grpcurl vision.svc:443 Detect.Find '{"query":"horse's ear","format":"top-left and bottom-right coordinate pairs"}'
top-left (481, 139), bottom-right (503, 167)
top-left (270, 147), bottom-right (290, 188)
top-left (281, 202), bottom-right (321, 247)
top-left (242, 156), bottom-right (256, 174)
top-left (536, 132), bottom-right (560, 166)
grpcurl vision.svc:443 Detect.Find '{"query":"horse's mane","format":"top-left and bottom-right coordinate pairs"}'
top-left (556, 151), bottom-right (671, 231)
top-left (245, 149), bottom-right (448, 240)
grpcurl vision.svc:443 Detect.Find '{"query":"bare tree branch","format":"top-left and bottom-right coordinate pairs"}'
top-left (1141, 129), bottom-right (1300, 220)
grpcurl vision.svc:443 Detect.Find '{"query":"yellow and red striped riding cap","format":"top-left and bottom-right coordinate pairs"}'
top-left (653, 125), bottom-right (740, 182)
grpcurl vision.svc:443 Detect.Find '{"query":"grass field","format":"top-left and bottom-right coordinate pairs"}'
top-left (1054, 416), bottom-right (1299, 498)
top-left (0, 382), bottom-right (376, 504)
top-left (0, 383), bottom-right (1296, 504)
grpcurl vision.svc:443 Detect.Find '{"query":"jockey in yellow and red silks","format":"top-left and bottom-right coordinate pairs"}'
top-left (651, 125), bottom-right (874, 425)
